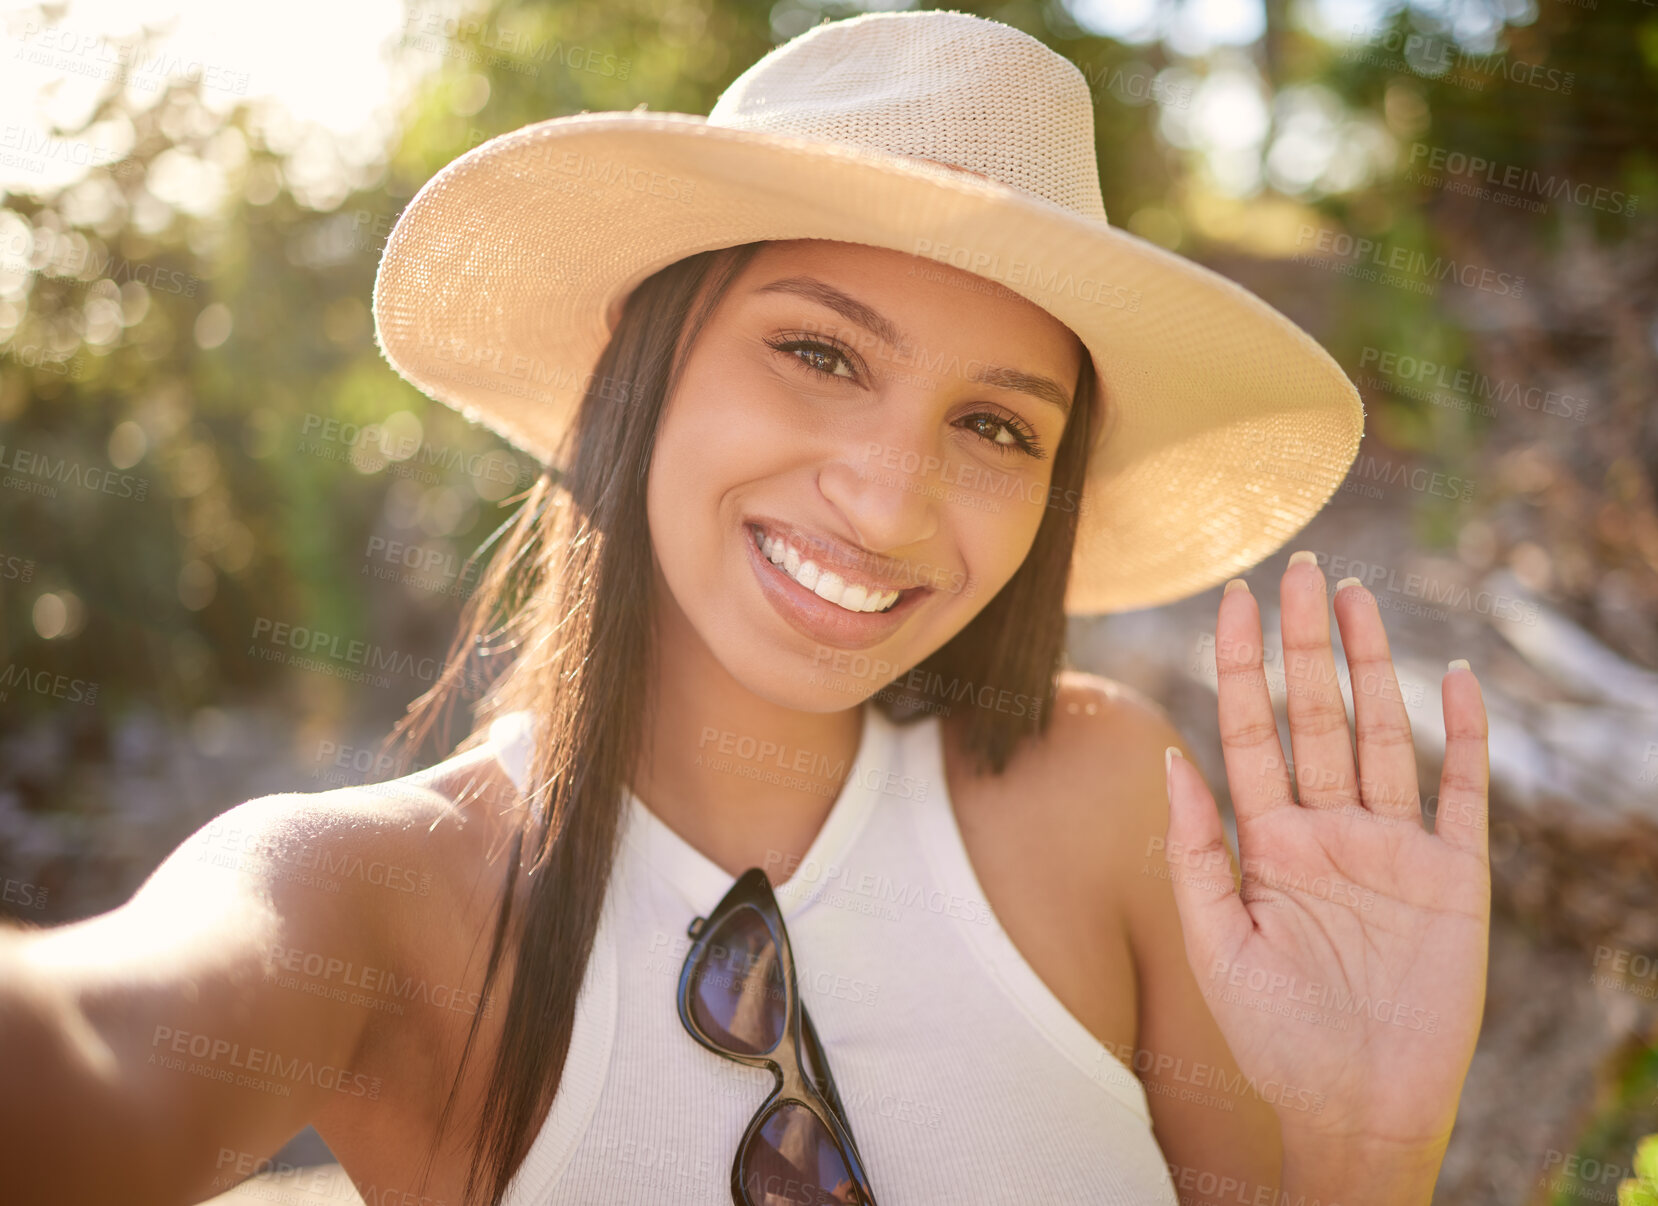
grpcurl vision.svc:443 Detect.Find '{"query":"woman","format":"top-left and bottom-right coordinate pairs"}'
top-left (0, 11), bottom-right (1490, 1206)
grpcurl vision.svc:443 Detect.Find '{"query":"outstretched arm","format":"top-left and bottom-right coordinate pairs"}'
top-left (0, 793), bottom-right (390, 1206)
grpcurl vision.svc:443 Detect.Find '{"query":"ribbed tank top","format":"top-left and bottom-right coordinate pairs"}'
top-left (485, 700), bottom-right (1178, 1204)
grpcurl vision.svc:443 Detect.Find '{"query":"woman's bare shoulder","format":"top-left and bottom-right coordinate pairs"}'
top-left (203, 735), bottom-right (533, 917)
top-left (943, 668), bottom-right (1179, 796)
top-left (941, 669), bottom-right (1190, 913)
top-left (1037, 669), bottom-right (1190, 867)
top-left (210, 735), bottom-right (537, 1142)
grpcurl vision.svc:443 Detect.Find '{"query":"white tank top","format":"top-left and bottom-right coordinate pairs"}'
top-left (485, 700), bottom-right (1179, 1204)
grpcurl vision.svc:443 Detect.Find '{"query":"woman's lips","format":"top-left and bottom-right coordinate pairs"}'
top-left (742, 520), bottom-right (931, 652)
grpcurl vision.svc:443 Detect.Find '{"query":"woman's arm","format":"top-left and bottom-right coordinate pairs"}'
top-left (0, 792), bottom-right (399, 1206)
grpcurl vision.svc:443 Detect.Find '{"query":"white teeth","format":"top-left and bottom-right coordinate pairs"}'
top-left (751, 526), bottom-right (901, 614)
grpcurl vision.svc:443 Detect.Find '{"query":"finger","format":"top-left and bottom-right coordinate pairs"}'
top-left (1280, 551), bottom-right (1358, 810)
top-left (1163, 747), bottom-right (1253, 972)
top-left (1213, 578), bottom-right (1296, 827)
top-left (1433, 660), bottom-right (1490, 859)
top-left (1331, 577), bottom-right (1422, 821)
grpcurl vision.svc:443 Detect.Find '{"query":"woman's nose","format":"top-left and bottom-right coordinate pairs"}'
top-left (816, 431), bottom-right (942, 554)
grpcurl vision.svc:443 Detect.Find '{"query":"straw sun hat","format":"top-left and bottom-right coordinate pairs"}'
top-left (371, 8), bottom-right (1364, 615)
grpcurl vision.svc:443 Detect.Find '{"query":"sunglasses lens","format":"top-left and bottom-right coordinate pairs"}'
top-left (689, 903), bottom-right (786, 1055)
top-left (740, 1100), bottom-right (865, 1206)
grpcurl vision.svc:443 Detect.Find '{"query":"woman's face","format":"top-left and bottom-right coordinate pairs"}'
top-left (645, 238), bottom-right (1085, 710)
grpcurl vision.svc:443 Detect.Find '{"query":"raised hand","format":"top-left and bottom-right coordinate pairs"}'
top-left (1161, 551), bottom-right (1491, 1200)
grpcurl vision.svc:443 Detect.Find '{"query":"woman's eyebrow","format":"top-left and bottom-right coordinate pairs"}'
top-left (753, 274), bottom-right (1073, 415)
top-left (754, 275), bottom-right (909, 350)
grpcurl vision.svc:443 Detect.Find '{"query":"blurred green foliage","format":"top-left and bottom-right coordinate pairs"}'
top-left (1619, 1131), bottom-right (1658, 1206)
top-left (1549, 1029), bottom-right (1658, 1205)
top-left (0, 0), bottom-right (1654, 744)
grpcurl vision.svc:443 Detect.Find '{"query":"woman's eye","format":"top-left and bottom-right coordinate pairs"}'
top-left (769, 337), bottom-right (857, 381)
top-left (963, 412), bottom-right (1047, 460)
top-left (767, 333), bottom-right (1047, 460)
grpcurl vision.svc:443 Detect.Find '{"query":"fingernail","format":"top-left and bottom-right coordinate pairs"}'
top-left (1335, 576), bottom-right (1363, 594)
top-left (1447, 658), bottom-right (1470, 673)
top-left (1223, 578), bottom-right (1250, 596)
top-left (1288, 550), bottom-right (1318, 569)
top-left (1165, 745), bottom-right (1183, 775)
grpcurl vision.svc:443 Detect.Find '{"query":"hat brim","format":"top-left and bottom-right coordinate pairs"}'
top-left (372, 111), bottom-right (1364, 615)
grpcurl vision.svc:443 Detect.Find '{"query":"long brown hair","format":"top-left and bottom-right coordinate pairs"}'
top-left (378, 239), bottom-right (1101, 1205)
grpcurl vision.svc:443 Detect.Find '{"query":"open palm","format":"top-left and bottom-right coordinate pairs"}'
top-left (1163, 553), bottom-right (1491, 1160)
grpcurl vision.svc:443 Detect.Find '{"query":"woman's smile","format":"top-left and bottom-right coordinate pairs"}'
top-left (742, 514), bottom-right (934, 651)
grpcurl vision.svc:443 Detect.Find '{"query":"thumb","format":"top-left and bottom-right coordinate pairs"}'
top-left (1163, 746), bottom-right (1251, 975)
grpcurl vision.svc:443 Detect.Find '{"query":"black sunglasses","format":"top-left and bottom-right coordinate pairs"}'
top-left (678, 867), bottom-right (880, 1206)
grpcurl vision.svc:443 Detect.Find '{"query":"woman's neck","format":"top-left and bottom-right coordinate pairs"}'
top-left (636, 603), bottom-right (867, 885)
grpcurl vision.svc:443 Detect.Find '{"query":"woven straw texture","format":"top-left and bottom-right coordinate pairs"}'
top-left (371, 9), bottom-right (1364, 615)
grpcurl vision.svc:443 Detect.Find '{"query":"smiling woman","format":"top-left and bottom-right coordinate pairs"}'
top-left (0, 10), bottom-right (1492, 1206)
top-left (653, 241), bottom-right (1086, 660)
